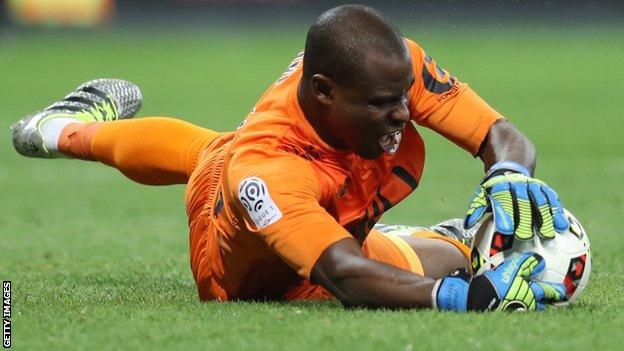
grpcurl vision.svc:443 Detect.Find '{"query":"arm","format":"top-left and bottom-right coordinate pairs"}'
top-left (311, 237), bottom-right (567, 311)
top-left (403, 38), bottom-right (535, 170)
top-left (404, 39), bottom-right (504, 157)
top-left (228, 145), bottom-right (564, 310)
top-left (311, 237), bottom-right (436, 309)
top-left (228, 150), bottom-right (437, 308)
top-left (478, 119), bottom-right (536, 175)
top-left (400, 39), bottom-right (566, 238)
top-left (464, 109), bottom-right (569, 240)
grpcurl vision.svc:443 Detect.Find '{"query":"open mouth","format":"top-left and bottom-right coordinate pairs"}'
top-left (378, 130), bottom-right (402, 155)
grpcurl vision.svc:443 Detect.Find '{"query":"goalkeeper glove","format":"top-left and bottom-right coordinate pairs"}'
top-left (464, 160), bottom-right (569, 240)
top-left (433, 252), bottom-right (567, 311)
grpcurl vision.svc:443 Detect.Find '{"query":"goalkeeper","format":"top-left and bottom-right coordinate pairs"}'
top-left (11, 5), bottom-right (569, 311)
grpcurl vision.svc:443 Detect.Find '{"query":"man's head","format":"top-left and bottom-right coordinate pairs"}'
top-left (300, 5), bottom-right (414, 159)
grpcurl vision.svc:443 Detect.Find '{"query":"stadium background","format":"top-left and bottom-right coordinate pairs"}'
top-left (1, 1), bottom-right (622, 350)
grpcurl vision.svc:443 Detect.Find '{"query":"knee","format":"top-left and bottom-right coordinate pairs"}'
top-left (431, 240), bottom-right (470, 277)
top-left (406, 237), bottom-right (470, 279)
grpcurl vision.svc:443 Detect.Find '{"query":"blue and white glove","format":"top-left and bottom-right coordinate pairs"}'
top-left (464, 160), bottom-right (569, 240)
top-left (433, 252), bottom-right (567, 311)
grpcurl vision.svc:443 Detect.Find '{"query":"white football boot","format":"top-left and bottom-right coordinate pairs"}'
top-left (11, 78), bottom-right (142, 158)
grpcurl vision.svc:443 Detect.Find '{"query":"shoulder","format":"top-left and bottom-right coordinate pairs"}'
top-left (231, 110), bottom-right (299, 155)
top-left (403, 37), bottom-right (426, 63)
top-left (224, 146), bottom-right (322, 230)
top-left (227, 141), bottom-right (321, 201)
top-left (229, 110), bottom-right (319, 184)
top-left (237, 110), bottom-right (296, 139)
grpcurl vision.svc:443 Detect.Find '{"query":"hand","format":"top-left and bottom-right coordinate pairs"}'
top-left (464, 161), bottom-right (569, 240)
top-left (433, 252), bottom-right (567, 311)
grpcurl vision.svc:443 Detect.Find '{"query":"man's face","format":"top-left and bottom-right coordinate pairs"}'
top-left (327, 51), bottom-right (414, 159)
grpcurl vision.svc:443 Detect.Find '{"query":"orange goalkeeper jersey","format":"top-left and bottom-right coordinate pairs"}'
top-left (185, 38), bottom-right (501, 300)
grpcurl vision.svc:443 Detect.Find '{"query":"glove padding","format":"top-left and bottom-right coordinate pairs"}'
top-left (434, 252), bottom-right (567, 311)
top-left (464, 163), bottom-right (569, 240)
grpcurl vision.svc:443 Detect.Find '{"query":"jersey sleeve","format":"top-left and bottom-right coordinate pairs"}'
top-left (405, 38), bottom-right (503, 156)
top-left (225, 148), bottom-right (352, 278)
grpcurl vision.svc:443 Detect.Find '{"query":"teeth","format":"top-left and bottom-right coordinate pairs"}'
top-left (379, 130), bottom-right (402, 154)
top-left (379, 134), bottom-right (392, 145)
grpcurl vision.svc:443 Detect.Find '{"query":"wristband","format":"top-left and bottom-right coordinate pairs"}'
top-left (485, 160), bottom-right (531, 179)
top-left (432, 272), bottom-right (469, 311)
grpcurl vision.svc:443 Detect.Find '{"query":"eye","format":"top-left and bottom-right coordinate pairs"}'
top-left (368, 97), bottom-right (397, 108)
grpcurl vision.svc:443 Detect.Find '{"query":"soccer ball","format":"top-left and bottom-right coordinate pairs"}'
top-left (470, 209), bottom-right (591, 304)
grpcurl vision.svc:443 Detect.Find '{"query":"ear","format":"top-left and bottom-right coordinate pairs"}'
top-left (310, 74), bottom-right (335, 106)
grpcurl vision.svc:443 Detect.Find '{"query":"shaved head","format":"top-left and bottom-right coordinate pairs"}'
top-left (298, 5), bottom-right (413, 159)
top-left (303, 4), bottom-right (408, 86)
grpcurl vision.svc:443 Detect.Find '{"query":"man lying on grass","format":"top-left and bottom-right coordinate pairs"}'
top-left (12, 4), bottom-right (569, 311)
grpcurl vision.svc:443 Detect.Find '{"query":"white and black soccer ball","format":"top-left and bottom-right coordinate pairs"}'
top-left (470, 209), bottom-right (591, 304)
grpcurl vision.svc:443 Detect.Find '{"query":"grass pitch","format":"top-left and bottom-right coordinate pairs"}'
top-left (1, 24), bottom-right (623, 350)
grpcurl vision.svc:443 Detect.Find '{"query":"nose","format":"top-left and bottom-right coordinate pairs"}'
top-left (390, 97), bottom-right (410, 126)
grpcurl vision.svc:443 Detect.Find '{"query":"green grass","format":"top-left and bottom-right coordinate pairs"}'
top-left (1, 24), bottom-right (623, 350)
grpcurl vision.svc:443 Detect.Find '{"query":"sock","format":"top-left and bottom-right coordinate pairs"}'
top-left (40, 117), bottom-right (82, 154)
top-left (58, 122), bottom-right (103, 160)
top-left (58, 118), bottom-right (221, 185)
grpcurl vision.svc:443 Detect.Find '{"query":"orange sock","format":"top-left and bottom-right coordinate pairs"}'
top-left (59, 122), bottom-right (104, 160)
top-left (58, 117), bottom-right (222, 185)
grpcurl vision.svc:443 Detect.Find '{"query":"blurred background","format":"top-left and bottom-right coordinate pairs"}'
top-left (0, 2), bottom-right (623, 348)
top-left (1, 0), bottom-right (622, 231)
top-left (2, 0), bottom-right (623, 27)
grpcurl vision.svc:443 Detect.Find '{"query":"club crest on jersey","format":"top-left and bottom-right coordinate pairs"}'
top-left (238, 177), bottom-right (283, 229)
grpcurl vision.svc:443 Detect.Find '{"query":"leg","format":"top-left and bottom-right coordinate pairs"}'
top-left (371, 219), bottom-right (480, 278)
top-left (373, 218), bottom-right (479, 247)
top-left (363, 229), bottom-right (471, 279)
top-left (401, 233), bottom-right (470, 279)
top-left (11, 79), bottom-right (221, 185)
top-left (60, 117), bottom-right (221, 185)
